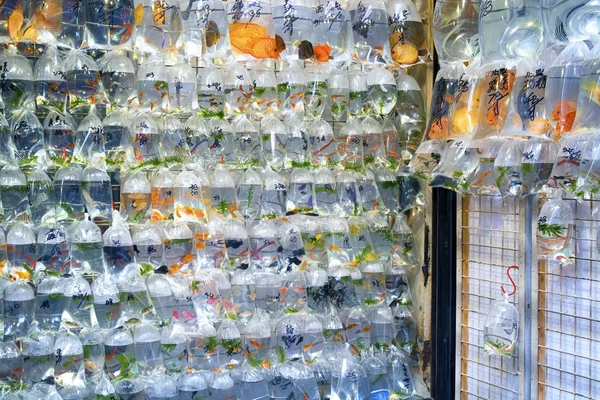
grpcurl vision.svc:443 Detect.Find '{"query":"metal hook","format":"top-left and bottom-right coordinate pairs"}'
top-left (501, 265), bottom-right (519, 296)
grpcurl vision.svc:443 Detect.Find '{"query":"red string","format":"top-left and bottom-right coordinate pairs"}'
top-left (501, 265), bottom-right (519, 296)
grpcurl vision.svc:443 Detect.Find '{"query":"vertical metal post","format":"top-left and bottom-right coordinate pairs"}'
top-left (431, 187), bottom-right (457, 399)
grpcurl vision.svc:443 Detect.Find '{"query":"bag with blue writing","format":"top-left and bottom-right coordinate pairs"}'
top-left (501, 50), bottom-right (559, 140)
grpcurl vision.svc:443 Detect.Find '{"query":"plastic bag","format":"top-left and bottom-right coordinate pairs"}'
top-left (133, 0), bottom-right (183, 53)
top-left (447, 58), bottom-right (482, 138)
top-left (387, 0), bottom-right (429, 66)
top-left (502, 51), bottom-right (558, 138)
top-left (493, 138), bottom-right (525, 197)
top-left (312, 0), bottom-right (353, 62)
top-left (349, 0), bottom-right (392, 64)
top-left (472, 61), bottom-right (517, 141)
top-left (394, 69), bottom-right (426, 165)
top-left (424, 63), bottom-right (462, 141)
top-left (575, 132), bottom-right (600, 198)
top-left (432, 0), bottom-right (479, 62)
top-left (484, 295), bottom-right (518, 356)
top-left (537, 198), bottom-right (574, 256)
top-left (543, 42), bottom-right (589, 141)
top-left (519, 137), bottom-right (557, 195)
top-left (549, 132), bottom-right (589, 192)
top-left (227, 0), bottom-right (277, 60)
top-left (430, 138), bottom-right (480, 193)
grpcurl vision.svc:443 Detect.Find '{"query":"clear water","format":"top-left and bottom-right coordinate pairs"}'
top-left (161, 339), bottom-right (187, 374)
top-left (370, 321), bottom-right (394, 352)
top-left (363, 134), bottom-right (384, 168)
top-left (135, 6), bottom-right (182, 51)
top-left (13, 127), bottom-right (43, 164)
top-left (29, 180), bottom-right (55, 226)
top-left (7, 243), bottom-right (37, 269)
top-left (362, 271), bottom-right (386, 306)
top-left (63, 291), bottom-right (93, 329)
top-left (261, 188), bottom-right (287, 217)
top-left (103, 71), bottom-right (136, 106)
top-left (35, 292), bottom-right (64, 332)
top-left (328, 276), bottom-right (360, 309)
top-left (169, 81), bottom-right (197, 113)
top-left (315, 183), bottom-right (337, 215)
top-left (163, 238), bottom-right (193, 269)
top-left (377, 180), bottom-right (399, 212)
top-left (54, 180), bottom-right (84, 220)
top-left (307, 285), bottom-right (328, 313)
top-left (350, 7), bottom-right (389, 61)
top-left (135, 339), bottom-right (161, 374)
top-left (208, 127), bottom-right (235, 165)
top-left (105, 342), bottom-right (135, 379)
top-left (263, 132), bottom-right (287, 169)
top-left (104, 125), bottom-right (128, 165)
top-left (349, 90), bottom-right (370, 117)
top-left (22, 352), bottom-right (53, 384)
top-left (121, 192), bottom-right (150, 222)
top-left (1, 184), bottom-right (30, 222)
top-left (285, 133), bottom-right (309, 167)
top-left (55, 349), bottom-right (84, 378)
top-left (269, 373), bottom-right (294, 399)
top-left (86, 0), bottom-right (135, 48)
top-left (83, 178), bottom-right (113, 219)
top-left (252, 86), bottom-right (279, 118)
top-left (521, 162), bottom-right (553, 194)
top-left (397, 174), bottom-right (422, 211)
top-left (329, 87), bottom-right (349, 121)
top-left (44, 125), bottom-right (75, 160)
top-left (103, 245), bottom-right (135, 275)
top-left (243, 335), bottom-right (271, 364)
top-left (293, 376), bottom-right (321, 400)
top-left (151, 294), bottom-right (176, 323)
top-left (240, 379), bottom-right (270, 400)
top-left (369, 84), bottom-right (397, 116)
top-left (35, 80), bottom-right (67, 115)
top-left (313, 0), bottom-right (350, 58)
top-left (66, 70), bottom-right (101, 116)
top-left (134, 242), bottom-right (164, 267)
top-left (1, 79), bottom-right (33, 112)
top-left (59, 0), bottom-right (86, 48)
top-left (234, 131), bottom-right (262, 167)
top-left (188, 335), bottom-right (219, 371)
top-left (3, 298), bottom-right (35, 339)
top-left (94, 299), bottom-right (121, 329)
top-left (137, 79), bottom-right (169, 112)
top-left (250, 236), bottom-right (280, 271)
top-left (198, 89), bottom-right (225, 117)
top-left (287, 182), bottom-right (314, 213)
top-left (278, 82), bottom-right (304, 114)
top-left (238, 183), bottom-right (262, 221)
top-left (305, 81), bottom-right (328, 119)
top-left (273, 4), bottom-right (314, 47)
top-left (82, 341), bottom-right (105, 377)
top-left (255, 283), bottom-right (281, 313)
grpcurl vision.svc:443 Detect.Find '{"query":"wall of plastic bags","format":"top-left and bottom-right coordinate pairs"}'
top-left (430, 1), bottom-right (600, 399)
top-left (0, 0), bottom-right (434, 399)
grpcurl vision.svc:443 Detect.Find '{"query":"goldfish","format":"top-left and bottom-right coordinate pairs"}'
top-left (303, 342), bottom-right (315, 352)
top-left (261, 359), bottom-right (271, 369)
top-left (345, 323), bottom-right (359, 330)
top-left (314, 43), bottom-right (331, 62)
top-left (168, 264), bottom-right (179, 274)
top-left (249, 340), bottom-right (264, 350)
top-left (328, 244), bottom-right (342, 252)
top-left (180, 253), bottom-right (194, 265)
